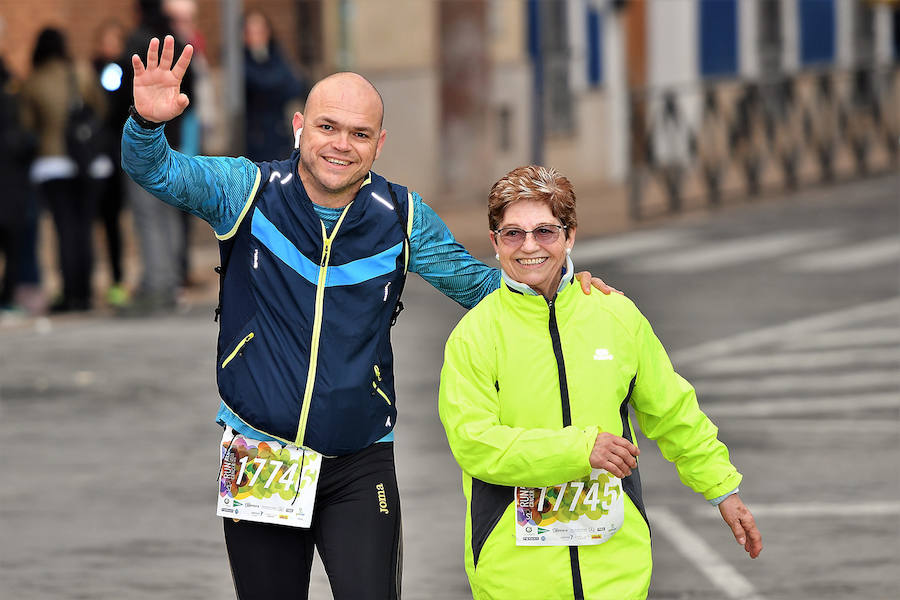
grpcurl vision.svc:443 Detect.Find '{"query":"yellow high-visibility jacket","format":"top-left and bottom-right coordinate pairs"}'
top-left (439, 279), bottom-right (742, 600)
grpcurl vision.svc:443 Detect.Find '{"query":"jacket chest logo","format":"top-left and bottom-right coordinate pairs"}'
top-left (593, 348), bottom-right (614, 361)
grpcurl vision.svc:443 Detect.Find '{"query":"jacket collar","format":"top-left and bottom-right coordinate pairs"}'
top-left (500, 255), bottom-right (575, 298)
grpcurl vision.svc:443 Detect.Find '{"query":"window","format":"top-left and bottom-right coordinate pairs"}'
top-left (699, 0), bottom-right (738, 77)
top-left (799, 0), bottom-right (835, 66)
top-left (295, 0), bottom-right (323, 72)
top-left (587, 4), bottom-right (603, 86)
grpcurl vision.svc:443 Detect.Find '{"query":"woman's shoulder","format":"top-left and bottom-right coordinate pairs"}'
top-left (570, 284), bottom-right (646, 335)
top-left (447, 288), bottom-right (504, 342)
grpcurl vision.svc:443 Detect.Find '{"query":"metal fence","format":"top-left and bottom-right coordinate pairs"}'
top-left (628, 65), bottom-right (900, 220)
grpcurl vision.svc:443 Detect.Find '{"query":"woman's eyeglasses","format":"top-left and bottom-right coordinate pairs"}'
top-left (493, 224), bottom-right (567, 247)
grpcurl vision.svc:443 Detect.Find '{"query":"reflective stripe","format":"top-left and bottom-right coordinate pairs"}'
top-left (295, 205), bottom-right (353, 447)
top-left (373, 382), bottom-right (392, 405)
top-left (252, 208), bottom-right (403, 287)
top-left (216, 168), bottom-right (262, 240)
top-left (404, 191), bottom-right (414, 273)
top-left (221, 332), bottom-right (255, 368)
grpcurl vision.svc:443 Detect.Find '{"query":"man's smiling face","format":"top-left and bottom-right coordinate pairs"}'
top-left (295, 73), bottom-right (386, 207)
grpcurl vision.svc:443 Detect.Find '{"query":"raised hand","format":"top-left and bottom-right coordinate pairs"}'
top-left (131, 35), bottom-right (194, 123)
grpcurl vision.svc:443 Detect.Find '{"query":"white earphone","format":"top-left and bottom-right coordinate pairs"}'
top-left (294, 127), bottom-right (303, 149)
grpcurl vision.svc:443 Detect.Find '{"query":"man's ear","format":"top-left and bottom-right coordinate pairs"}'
top-left (292, 112), bottom-right (304, 148)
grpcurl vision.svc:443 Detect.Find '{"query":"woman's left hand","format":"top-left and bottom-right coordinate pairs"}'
top-left (718, 494), bottom-right (763, 559)
top-left (576, 272), bottom-right (622, 296)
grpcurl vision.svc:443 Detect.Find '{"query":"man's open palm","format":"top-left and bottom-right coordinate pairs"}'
top-left (132, 35), bottom-right (193, 123)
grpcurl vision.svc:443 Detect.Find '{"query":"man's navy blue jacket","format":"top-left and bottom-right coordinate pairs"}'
top-left (217, 153), bottom-right (410, 455)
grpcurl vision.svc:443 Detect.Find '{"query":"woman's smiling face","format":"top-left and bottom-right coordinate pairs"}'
top-left (491, 199), bottom-right (575, 299)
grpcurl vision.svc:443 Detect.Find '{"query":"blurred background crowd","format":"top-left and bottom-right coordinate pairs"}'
top-left (0, 0), bottom-right (897, 319)
top-left (0, 0), bottom-right (309, 317)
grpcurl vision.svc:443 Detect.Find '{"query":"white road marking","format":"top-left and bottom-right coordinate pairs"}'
top-left (695, 501), bottom-right (900, 519)
top-left (649, 507), bottom-right (766, 600)
top-left (691, 348), bottom-right (900, 374)
top-left (572, 230), bottom-right (693, 263)
top-left (783, 327), bottom-right (900, 350)
top-left (784, 236), bottom-right (900, 271)
top-left (673, 297), bottom-right (900, 366)
top-left (624, 230), bottom-right (841, 273)
top-left (701, 392), bottom-right (900, 417)
top-left (693, 370), bottom-right (900, 396)
top-left (716, 417), bottom-right (900, 433)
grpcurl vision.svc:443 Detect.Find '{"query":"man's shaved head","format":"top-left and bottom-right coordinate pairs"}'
top-left (293, 71), bottom-right (388, 207)
top-left (306, 72), bottom-right (384, 128)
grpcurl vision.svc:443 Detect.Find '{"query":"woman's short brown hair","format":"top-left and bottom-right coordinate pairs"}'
top-left (488, 165), bottom-right (577, 235)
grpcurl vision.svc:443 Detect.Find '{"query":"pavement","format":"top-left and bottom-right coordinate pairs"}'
top-left (1, 173), bottom-right (898, 599)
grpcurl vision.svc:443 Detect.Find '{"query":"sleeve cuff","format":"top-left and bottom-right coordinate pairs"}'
top-left (125, 115), bottom-right (167, 139)
top-left (708, 486), bottom-right (739, 506)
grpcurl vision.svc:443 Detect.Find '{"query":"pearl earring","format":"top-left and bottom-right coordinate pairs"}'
top-left (566, 247), bottom-right (571, 255)
top-left (495, 253), bottom-right (500, 261)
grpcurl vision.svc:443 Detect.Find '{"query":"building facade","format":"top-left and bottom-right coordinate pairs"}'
top-left (3, 0), bottom-right (897, 210)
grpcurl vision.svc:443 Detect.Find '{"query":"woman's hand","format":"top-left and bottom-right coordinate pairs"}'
top-left (576, 272), bottom-right (622, 296)
top-left (589, 432), bottom-right (639, 478)
top-left (718, 494), bottom-right (763, 559)
top-left (131, 35), bottom-right (193, 123)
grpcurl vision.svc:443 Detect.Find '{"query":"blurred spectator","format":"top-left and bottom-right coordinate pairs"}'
top-left (164, 0), bottom-right (211, 290)
top-left (21, 27), bottom-right (106, 313)
top-left (165, 0), bottom-right (213, 153)
top-left (121, 0), bottom-right (193, 314)
top-left (92, 19), bottom-right (132, 307)
top-left (0, 18), bottom-right (37, 313)
top-left (243, 9), bottom-right (308, 161)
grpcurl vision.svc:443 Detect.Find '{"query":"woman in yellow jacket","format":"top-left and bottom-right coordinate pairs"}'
top-left (438, 165), bottom-right (762, 600)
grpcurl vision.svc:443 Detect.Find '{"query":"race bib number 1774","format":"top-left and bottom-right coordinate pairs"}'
top-left (216, 428), bottom-right (322, 528)
top-left (515, 469), bottom-right (624, 546)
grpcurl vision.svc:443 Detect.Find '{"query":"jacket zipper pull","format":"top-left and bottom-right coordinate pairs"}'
top-left (321, 243), bottom-right (329, 267)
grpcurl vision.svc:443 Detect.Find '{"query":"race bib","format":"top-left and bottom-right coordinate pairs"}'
top-left (515, 469), bottom-right (624, 546)
top-left (216, 428), bottom-right (322, 528)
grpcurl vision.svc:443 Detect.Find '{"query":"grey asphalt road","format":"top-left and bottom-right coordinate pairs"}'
top-left (1, 174), bottom-right (897, 599)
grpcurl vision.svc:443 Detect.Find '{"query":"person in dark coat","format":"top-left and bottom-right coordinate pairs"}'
top-left (92, 19), bottom-right (133, 307)
top-left (21, 28), bottom-right (106, 313)
top-left (120, 0), bottom-right (194, 314)
top-left (0, 32), bottom-right (37, 311)
top-left (243, 9), bottom-right (308, 161)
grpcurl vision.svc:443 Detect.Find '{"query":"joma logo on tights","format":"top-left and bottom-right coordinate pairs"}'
top-left (376, 483), bottom-right (390, 514)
